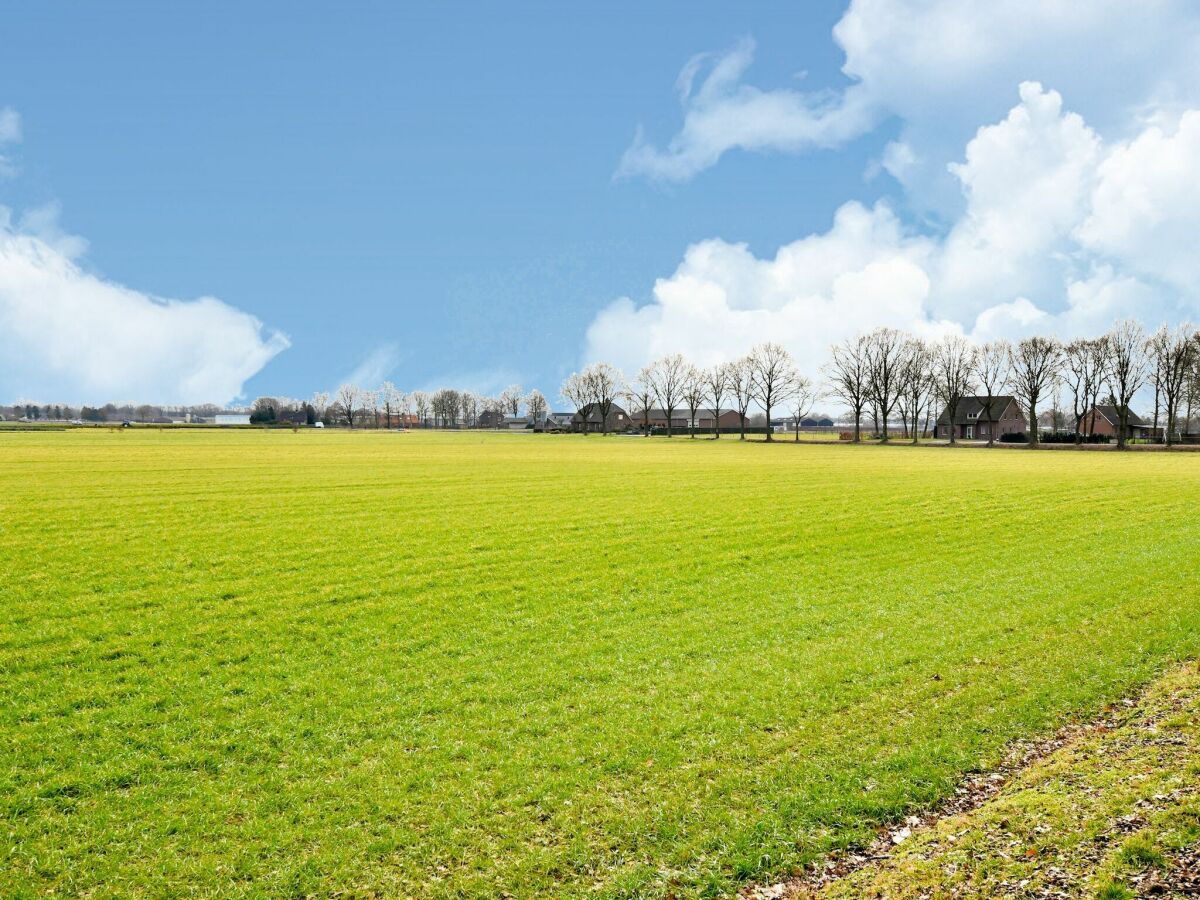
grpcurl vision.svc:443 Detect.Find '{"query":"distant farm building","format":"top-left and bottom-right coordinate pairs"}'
top-left (633, 408), bottom-right (748, 431)
top-left (214, 413), bottom-right (251, 426)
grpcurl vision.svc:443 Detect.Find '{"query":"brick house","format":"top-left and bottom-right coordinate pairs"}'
top-left (1082, 405), bottom-right (1153, 440)
top-left (935, 395), bottom-right (1026, 440)
top-left (571, 402), bottom-right (631, 433)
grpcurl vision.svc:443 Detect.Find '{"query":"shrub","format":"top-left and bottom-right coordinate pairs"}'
top-left (1040, 432), bottom-right (1110, 444)
top-left (998, 432), bottom-right (1028, 443)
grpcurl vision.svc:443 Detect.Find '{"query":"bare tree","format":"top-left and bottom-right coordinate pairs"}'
top-left (431, 388), bottom-right (461, 427)
top-left (864, 327), bottom-right (906, 441)
top-left (411, 390), bottom-right (430, 428)
top-left (525, 389), bottom-right (548, 428)
top-left (897, 338), bottom-right (935, 444)
top-left (1102, 321), bottom-right (1150, 450)
top-left (561, 371), bottom-right (598, 434)
top-left (702, 363), bottom-right (731, 440)
top-left (582, 362), bottom-right (625, 434)
top-left (397, 389), bottom-right (413, 428)
top-left (1184, 344), bottom-right (1200, 438)
top-left (311, 391), bottom-right (330, 425)
top-left (1062, 338), bottom-right (1106, 442)
top-left (364, 387), bottom-right (383, 428)
top-left (682, 366), bottom-right (705, 437)
top-left (379, 381), bottom-right (401, 429)
top-left (748, 342), bottom-right (800, 443)
top-left (646, 353), bottom-right (690, 437)
top-left (336, 383), bottom-right (361, 429)
top-left (932, 335), bottom-right (977, 445)
top-left (625, 368), bottom-right (655, 435)
top-left (825, 334), bottom-right (871, 443)
top-left (1009, 336), bottom-right (1062, 447)
top-left (459, 391), bottom-right (479, 428)
top-left (1147, 328), bottom-right (1195, 448)
top-left (789, 376), bottom-right (819, 443)
top-left (973, 340), bottom-right (1010, 447)
top-left (729, 357), bottom-right (755, 441)
top-left (500, 385), bottom-right (524, 418)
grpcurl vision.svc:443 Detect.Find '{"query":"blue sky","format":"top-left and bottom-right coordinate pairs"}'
top-left (4, 2), bottom-right (1200, 404)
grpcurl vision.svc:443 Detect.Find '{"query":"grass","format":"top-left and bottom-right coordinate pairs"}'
top-left (2, 429), bottom-right (1199, 897)
top-left (820, 662), bottom-right (1200, 898)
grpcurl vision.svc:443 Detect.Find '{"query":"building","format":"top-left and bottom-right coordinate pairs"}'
top-left (214, 413), bottom-right (251, 426)
top-left (935, 396), bottom-right (1026, 441)
top-left (632, 407), bottom-right (747, 431)
top-left (542, 412), bottom-right (574, 432)
top-left (571, 402), bottom-right (631, 433)
top-left (501, 415), bottom-right (531, 430)
top-left (477, 409), bottom-right (506, 429)
top-left (1083, 405), bottom-right (1153, 440)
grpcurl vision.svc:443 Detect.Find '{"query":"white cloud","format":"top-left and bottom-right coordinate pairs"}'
top-left (618, 1), bottom-right (1200, 186)
top-left (586, 201), bottom-right (958, 375)
top-left (589, 83), bottom-right (1200, 373)
top-left (342, 343), bottom-right (400, 389)
top-left (1077, 110), bottom-right (1200, 289)
top-left (616, 37), bottom-right (876, 182)
top-left (933, 82), bottom-right (1100, 321)
top-left (0, 206), bottom-right (288, 404)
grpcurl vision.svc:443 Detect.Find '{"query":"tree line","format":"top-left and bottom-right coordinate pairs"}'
top-left (558, 320), bottom-right (1200, 449)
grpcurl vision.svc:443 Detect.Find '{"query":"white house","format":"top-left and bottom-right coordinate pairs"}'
top-left (214, 413), bottom-right (251, 426)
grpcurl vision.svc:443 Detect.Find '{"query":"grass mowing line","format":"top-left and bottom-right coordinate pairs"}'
top-left (2, 431), bottom-right (1200, 897)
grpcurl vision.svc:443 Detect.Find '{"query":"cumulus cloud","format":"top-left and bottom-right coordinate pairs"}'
top-left (589, 83), bottom-right (1200, 373)
top-left (618, 0), bottom-right (1200, 186)
top-left (0, 205), bottom-right (289, 404)
top-left (1076, 110), bottom-right (1200, 289)
top-left (586, 201), bottom-right (956, 374)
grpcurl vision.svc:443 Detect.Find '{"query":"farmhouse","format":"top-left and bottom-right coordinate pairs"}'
top-left (1082, 405), bottom-right (1153, 440)
top-left (935, 396), bottom-right (1026, 440)
top-left (572, 402), bottom-right (630, 432)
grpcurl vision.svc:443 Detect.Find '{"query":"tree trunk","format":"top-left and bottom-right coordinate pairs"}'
top-left (853, 413), bottom-right (861, 444)
top-left (1154, 386), bottom-right (1161, 444)
top-left (1028, 403), bottom-right (1038, 447)
top-left (764, 400), bottom-right (773, 442)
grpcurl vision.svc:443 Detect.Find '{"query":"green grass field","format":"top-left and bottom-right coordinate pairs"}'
top-left (2, 430), bottom-right (1198, 897)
